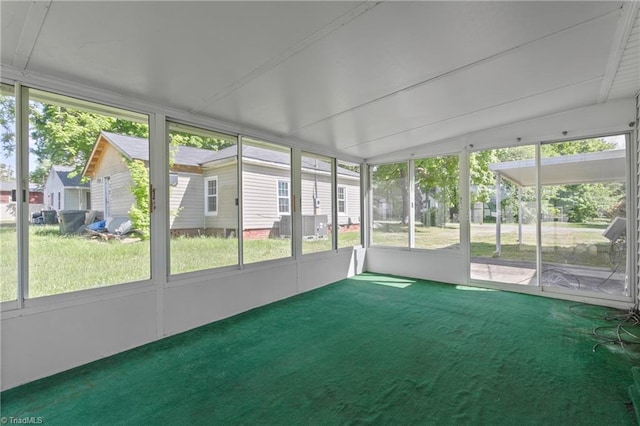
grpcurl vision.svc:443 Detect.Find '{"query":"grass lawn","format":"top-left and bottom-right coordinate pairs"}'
top-left (0, 226), bottom-right (363, 302)
top-left (371, 221), bottom-right (616, 268)
top-left (1, 220), bottom-right (616, 303)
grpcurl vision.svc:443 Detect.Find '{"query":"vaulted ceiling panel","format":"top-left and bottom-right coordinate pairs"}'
top-left (22, 1), bottom-right (356, 113)
top-left (293, 11), bottom-right (618, 154)
top-left (202, 1), bottom-right (623, 137)
top-left (608, 10), bottom-right (640, 100)
top-left (354, 79), bottom-right (604, 161)
top-left (0, 1), bottom-right (41, 66)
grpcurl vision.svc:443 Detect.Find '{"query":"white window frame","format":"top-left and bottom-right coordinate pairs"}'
top-left (277, 179), bottom-right (290, 215)
top-left (204, 176), bottom-right (218, 216)
top-left (337, 185), bottom-right (347, 215)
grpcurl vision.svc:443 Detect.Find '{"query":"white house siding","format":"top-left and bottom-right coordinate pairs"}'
top-left (89, 144), bottom-right (134, 218)
top-left (203, 163), bottom-right (238, 232)
top-left (169, 172), bottom-right (205, 230)
top-left (107, 172), bottom-right (136, 217)
top-left (242, 162), bottom-right (290, 231)
top-left (301, 172), bottom-right (332, 222)
top-left (63, 188), bottom-right (90, 210)
top-left (337, 176), bottom-right (360, 226)
top-left (44, 170), bottom-right (64, 210)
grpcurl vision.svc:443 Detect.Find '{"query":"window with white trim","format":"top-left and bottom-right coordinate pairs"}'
top-left (337, 185), bottom-right (347, 214)
top-left (243, 138), bottom-right (292, 264)
top-left (169, 122), bottom-right (238, 275)
top-left (205, 176), bottom-right (218, 215)
top-left (277, 180), bottom-right (290, 214)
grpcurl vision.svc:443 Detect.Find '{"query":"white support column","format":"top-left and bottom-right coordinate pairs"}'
top-left (291, 147), bottom-right (302, 260)
top-left (495, 172), bottom-right (501, 256)
top-left (361, 163), bottom-right (369, 248)
top-left (459, 150), bottom-right (470, 284)
top-left (535, 143), bottom-right (542, 288)
top-left (15, 83), bottom-right (28, 305)
top-left (237, 136), bottom-right (244, 268)
top-left (518, 186), bottom-right (523, 249)
top-left (408, 160), bottom-right (415, 249)
top-left (149, 113), bottom-right (168, 338)
top-left (331, 158), bottom-right (338, 251)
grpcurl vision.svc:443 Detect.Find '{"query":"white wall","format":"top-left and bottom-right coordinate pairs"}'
top-left (365, 248), bottom-right (467, 285)
top-left (0, 248), bottom-right (364, 391)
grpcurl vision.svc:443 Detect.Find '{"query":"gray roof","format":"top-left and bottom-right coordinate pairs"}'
top-left (205, 144), bottom-right (360, 177)
top-left (98, 132), bottom-right (359, 177)
top-left (53, 165), bottom-right (90, 187)
top-left (101, 132), bottom-right (218, 166)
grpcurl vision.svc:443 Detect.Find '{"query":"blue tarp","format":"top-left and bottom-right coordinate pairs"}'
top-left (88, 220), bottom-right (106, 232)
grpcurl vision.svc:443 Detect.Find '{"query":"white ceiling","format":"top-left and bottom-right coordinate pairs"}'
top-left (2, 1), bottom-right (639, 161)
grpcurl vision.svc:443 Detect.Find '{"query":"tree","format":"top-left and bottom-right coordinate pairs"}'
top-left (0, 95), bottom-right (15, 158)
top-left (371, 163), bottom-right (409, 224)
top-left (0, 163), bottom-right (15, 181)
top-left (28, 102), bottom-right (149, 182)
top-left (414, 156), bottom-right (459, 223)
top-left (541, 138), bottom-right (619, 223)
top-left (127, 159), bottom-right (150, 239)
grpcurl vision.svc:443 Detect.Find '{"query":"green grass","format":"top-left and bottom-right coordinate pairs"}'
top-left (1, 220), bottom-right (616, 302)
top-left (0, 226), bottom-right (151, 301)
top-left (170, 236), bottom-right (239, 274)
top-left (371, 222), bottom-right (616, 267)
top-left (0, 227), bottom-right (363, 302)
top-left (243, 238), bottom-right (292, 264)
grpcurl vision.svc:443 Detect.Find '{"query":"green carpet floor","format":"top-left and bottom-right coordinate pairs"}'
top-left (1, 273), bottom-right (638, 425)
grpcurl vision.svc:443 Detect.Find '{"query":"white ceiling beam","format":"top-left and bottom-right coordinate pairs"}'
top-left (11, 0), bottom-right (52, 70)
top-left (597, 1), bottom-right (640, 103)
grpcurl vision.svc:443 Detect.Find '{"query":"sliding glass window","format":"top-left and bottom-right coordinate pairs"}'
top-left (337, 160), bottom-right (361, 249)
top-left (301, 152), bottom-right (333, 254)
top-left (540, 136), bottom-right (628, 296)
top-left (469, 146), bottom-right (537, 285)
top-left (168, 122), bottom-right (239, 275)
top-left (0, 84), bottom-right (17, 302)
top-left (27, 88), bottom-right (150, 298)
top-left (414, 154), bottom-right (460, 250)
top-left (371, 162), bottom-right (408, 247)
top-left (242, 138), bottom-right (292, 264)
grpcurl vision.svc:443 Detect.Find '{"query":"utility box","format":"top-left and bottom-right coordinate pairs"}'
top-left (41, 210), bottom-right (58, 225)
top-left (303, 214), bottom-right (328, 238)
top-left (278, 215), bottom-right (328, 238)
top-left (59, 210), bottom-right (87, 234)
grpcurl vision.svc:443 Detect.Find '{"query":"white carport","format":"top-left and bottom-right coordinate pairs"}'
top-left (488, 149), bottom-right (626, 254)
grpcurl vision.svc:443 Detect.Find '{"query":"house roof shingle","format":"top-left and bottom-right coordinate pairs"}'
top-left (97, 132), bottom-right (359, 177)
top-left (53, 165), bottom-right (90, 187)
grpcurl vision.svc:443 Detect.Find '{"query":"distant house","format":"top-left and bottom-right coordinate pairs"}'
top-left (0, 181), bottom-right (44, 204)
top-left (0, 181), bottom-right (45, 222)
top-left (82, 132), bottom-right (360, 238)
top-left (43, 165), bottom-right (91, 211)
top-left (0, 181), bottom-right (15, 204)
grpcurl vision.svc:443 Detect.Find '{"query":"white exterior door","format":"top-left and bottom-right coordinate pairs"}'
top-left (103, 177), bottom-right (111, 218)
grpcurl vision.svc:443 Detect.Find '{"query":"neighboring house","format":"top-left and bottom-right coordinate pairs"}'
top-left (43, 165), bottom-right (91, 211)
top-left (0, 181), bottom-right (44, 204)
top-left (82, 132), bottom-right (360, 238)
top-left (0, 181), bottom-right (45, 222)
